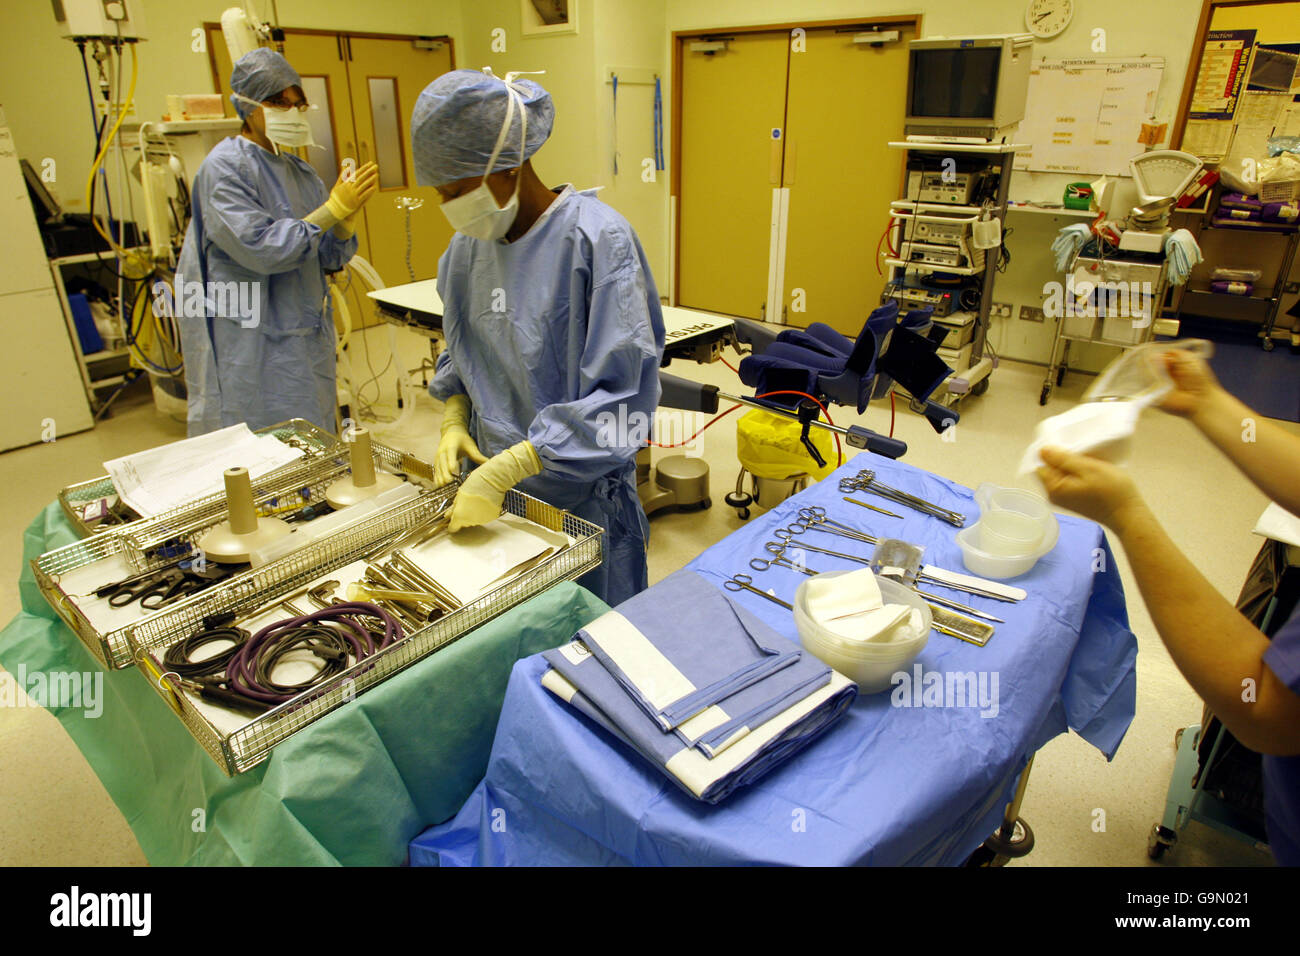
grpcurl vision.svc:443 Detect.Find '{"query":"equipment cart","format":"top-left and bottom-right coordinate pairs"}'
top-left (1040, 239), bottom-right (1171, 405)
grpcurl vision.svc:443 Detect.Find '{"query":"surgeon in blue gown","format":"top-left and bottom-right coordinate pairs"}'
top-left (411, 69), bottom-right (666, 607)
top-left (176, 48), bottom-right (379, 435)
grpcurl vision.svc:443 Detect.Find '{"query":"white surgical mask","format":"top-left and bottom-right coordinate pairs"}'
top-left (235, 94), bottom-right (320, 150)
top-left (439, 70), bottom-right (542, 241)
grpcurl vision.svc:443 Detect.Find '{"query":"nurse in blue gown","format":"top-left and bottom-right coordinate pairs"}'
top-left (411, 69), bottom-right (666, 607)
top-left (176, 48), bottom-right (379, 435)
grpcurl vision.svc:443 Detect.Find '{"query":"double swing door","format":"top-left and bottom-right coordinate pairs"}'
top-left (205, 27), bottom-right (456, 320)
top-left (676, 19), bottom-right (917, 335)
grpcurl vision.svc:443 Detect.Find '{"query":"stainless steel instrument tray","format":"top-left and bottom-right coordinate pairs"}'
top-left (127, 488), bottom-right (602, 775)
top-left (33, 434), bottom-right (433, 669)
top-left (56, 419), bottom-right (339, 536)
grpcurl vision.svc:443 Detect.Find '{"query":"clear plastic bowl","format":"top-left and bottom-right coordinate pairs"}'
top-left (978, 510), bottom-right (1045, 554)
top-left (794, 573), bottom-right (931, 693)
top-left (957, 515), bottom-right (1060, 579)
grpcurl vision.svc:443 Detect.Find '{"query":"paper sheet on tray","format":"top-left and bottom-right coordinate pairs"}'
top-left (406, 513), bottom-right (573, 604)
top-left (103, 424), bottom-right (304, 518)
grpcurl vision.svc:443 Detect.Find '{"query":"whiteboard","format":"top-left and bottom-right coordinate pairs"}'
top-left (1014, 57), bottom-right (1165, 176)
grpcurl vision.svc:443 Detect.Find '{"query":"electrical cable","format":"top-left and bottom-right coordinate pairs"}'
top-left (224, 602), bottom-right (402, 706)
top-left (84, 41), bottom-right (146, 269)
top-left (648, 403), bottom-right (743, 448)
top-left (163, 626), bottom-right (249, 680)
top-left (875, 216), bottom-right (900, 275)
top-left (719, 352), bottom-right (844, 464)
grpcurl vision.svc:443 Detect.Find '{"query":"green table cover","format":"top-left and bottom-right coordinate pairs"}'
top-left (0, 502), bottom-right (608, 865)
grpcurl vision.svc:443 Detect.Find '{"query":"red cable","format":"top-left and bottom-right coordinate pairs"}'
top-left (651, 356), bottom-right (845, 464)
top-left (875, 216), bottom-right (899, 275)
top-left (647, 403), bottom-right (743, 448)
top-left (719, 355), bottom-right (739, 374)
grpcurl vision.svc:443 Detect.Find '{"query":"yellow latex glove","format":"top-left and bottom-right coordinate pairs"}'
top-left (434, 394), bottom-right (488, 486)
top-left (449, 441), bottom-right (542, 532)
top-left (325, 161), bottom-right (380, 219)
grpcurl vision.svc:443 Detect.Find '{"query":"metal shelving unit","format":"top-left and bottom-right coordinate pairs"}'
top-left (1169, 195), bottom-right (1300, 351)
top-left (883, 142), bottom-right (1026, 403)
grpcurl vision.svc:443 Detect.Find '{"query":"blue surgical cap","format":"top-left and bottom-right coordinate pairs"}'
top-left (411, 69), bottom-right (554, 187)
top-left (230, 49), bottom-right (302, 119)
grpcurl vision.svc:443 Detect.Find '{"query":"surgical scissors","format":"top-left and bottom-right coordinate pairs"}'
top-left (839, 470), bottom-right (967, 527)
top-left (722, 572), bottom-right (793, 610)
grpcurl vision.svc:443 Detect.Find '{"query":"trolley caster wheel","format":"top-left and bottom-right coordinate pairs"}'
top-left (1262, 337), bottom-right (1275, 352)
top-left (981, 817), bottom-right (1035, 864)
top-left (972, 378), bottom-right (990, 397)
top-left (1147, 824), bottom-right (1177, 860)
top-left (1039, 385), bottom-right (1050, 406)
top-left (725, 491), bottom-right (752, 520)
top-left (1056, 366), bottom-right (1066, 386)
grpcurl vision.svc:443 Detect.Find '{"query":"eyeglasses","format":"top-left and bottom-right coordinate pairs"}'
top-left (233, 92), bottom-right (315, 114)
top-left (264, 97), bottom-right (312, 113)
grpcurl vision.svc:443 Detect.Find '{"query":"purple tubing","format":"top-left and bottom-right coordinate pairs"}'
top-left (226, 601), bottom-right (403, 704)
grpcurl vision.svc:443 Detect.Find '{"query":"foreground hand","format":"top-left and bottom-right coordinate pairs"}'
top-left (448, 467), bottom-right (506, 532)
top-left (1156, 349), bottom-right (1220, 419)
top-left (434, 427), bottom-right (488, 486)
top-left (447, 441), bottom-right (543, 533)
top-left (1036, 445), bottom-right (1144, 528)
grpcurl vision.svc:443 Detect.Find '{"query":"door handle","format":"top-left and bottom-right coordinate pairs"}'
top-left (769, 135), bottom-right (782, 185)
top-left (345, 141), bottom-right (355, 164)
top-left (360, 141), bottom-right (369, 163)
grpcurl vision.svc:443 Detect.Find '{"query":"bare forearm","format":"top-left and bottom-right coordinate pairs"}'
top-left (1110, 502), bottom-right (1281, 748)
top-left (1192, 389), bottom-right (1300, 515)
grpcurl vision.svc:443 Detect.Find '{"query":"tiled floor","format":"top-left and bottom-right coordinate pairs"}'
top-left (0, 324), bottom-right (1289, 866)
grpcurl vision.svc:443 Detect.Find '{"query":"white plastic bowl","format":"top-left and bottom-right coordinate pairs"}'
top-left (957, 514), bottom-right (1060, 579)
top-left (794, 572), bottom-right (931, 693)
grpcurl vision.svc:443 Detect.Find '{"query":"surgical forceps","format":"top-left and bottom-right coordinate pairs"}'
top-left (749, 543), bottom-right (817, 575)
top-left (768, 537), bottom-right (1004, 623)
top-left (722, 573), bottom-right (793, 610)
top-left (772, 529), bottom-right (872, 566)
top-left (794, 507), bottom-right (878, 545)
top-left (839, 470), bottom-right (966, 527)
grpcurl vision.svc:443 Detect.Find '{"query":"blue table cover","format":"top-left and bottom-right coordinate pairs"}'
top-left (409, 456), bottom-right (1138, 865)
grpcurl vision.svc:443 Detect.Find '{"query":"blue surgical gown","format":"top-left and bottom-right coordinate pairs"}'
top-left (176, 135), bottom-right (356, 435)
top-left (431, 187), bottom-right (666, 607)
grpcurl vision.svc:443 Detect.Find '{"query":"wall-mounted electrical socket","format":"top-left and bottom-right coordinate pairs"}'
top-left (1019, 305), bottom-right (1046, 322)
top-left (990, 302), bottom-right (1013, 318)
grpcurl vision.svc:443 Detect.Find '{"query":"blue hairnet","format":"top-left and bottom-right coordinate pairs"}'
top-left (411, 69), bottom-right (554, 186)
top-left (230, 49), bottom-right (302, 119)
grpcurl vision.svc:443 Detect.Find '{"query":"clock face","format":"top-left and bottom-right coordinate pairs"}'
top-left (1026, 0), bottom-right (1073, 38)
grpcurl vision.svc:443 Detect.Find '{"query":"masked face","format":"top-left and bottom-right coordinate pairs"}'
top-left (235, 93), bottom-right (319, 150)
top-left (438, 173), bottom-right (520, 242)
top-left (437, 82), bottom-right (527, 241)
top-left (262, 107), bottom-right (315, 148)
